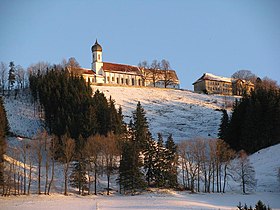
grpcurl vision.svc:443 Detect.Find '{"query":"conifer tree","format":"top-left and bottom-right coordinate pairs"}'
top-left (143, 132), bottom-right (156, 186)
top-left (165, 134), bottom-right (178, 188)
top-left (8, 61), bottom-right (16, 91)
top-left (154, 133), bottom-right (167, 187)
top-left (118, 121), bottom-right (146, 194)
top-left (218, 109), bottom-right (229, 140)
top-left (133, 101), bottom-right (149, 150)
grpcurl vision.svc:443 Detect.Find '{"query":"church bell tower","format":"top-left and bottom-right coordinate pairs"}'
top-left (91, 39), bottom-right (103, 75)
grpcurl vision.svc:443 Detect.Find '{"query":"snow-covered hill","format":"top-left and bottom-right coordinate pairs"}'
top-left (2, 87), bottom-right (280, 209)
top-left (4, 86), bottom-right (235, 141)
top-left (91, 86), bottom-right (236, 141)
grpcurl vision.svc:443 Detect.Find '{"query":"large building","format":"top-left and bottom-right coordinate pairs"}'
top-left (193, 73), bottom-right (254, 96)
top-left (72, 40), bottom-right (180, 89)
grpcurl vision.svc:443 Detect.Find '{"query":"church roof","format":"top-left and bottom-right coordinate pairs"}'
top-left (103, 62), bottom-right (142, 75)
top-left (91, 40), bottom-right (102, 52)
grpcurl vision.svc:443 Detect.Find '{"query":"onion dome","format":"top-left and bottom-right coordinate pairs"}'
top-left (91, 39), bottom-right (102, 52)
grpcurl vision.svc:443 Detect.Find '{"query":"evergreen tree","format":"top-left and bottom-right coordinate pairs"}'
top-left (8, 61), bottom-right (16, 91)
top-left (218, 109), bottom-right (229, 140)
top-left (133, 101), bottom-right (150, 150)
top-left (225, 87), bottom-right (280, 153)
top-left (70, 153), bottom-right (87, 195)
top-left (92, 90), bottom-right (110, 136)
top-left (143, 132), bottom-right (156, 186)
top-left (165, 134), bottom-right (178, 188)
top-left (154, 133), bottom-right (167, 187)
top-left (118, 121), bottom-right (146, 194)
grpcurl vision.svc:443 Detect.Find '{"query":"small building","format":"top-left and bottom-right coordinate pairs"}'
top-left (193, 73), bottom-right (254, 96)
top-left (71, 40), bottom-right (180, 89)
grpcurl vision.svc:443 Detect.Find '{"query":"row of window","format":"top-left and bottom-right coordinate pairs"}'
top-left (208, 86), bottom-right (231, 93)
top-left (106, 76), bottom-right (142, 86)
top-left (208, 81), bottom-right (231, 87)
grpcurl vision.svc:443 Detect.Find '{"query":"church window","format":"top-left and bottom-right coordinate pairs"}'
top-left (98, 54), bottom-right (100, 61)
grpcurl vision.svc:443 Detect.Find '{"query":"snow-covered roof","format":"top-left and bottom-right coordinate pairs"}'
top-left (193, 73), bottom-right (232, 84)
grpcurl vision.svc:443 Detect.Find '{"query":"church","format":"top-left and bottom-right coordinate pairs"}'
top-left (71, 40), bottom-right (180, 89)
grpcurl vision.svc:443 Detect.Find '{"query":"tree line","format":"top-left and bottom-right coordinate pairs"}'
top-left (219, 82), bottom-right (280, 154)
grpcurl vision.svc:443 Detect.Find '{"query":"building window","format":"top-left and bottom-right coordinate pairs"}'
top-left (121, 78), bottom-right (124, 84)
top-left (112, 77), bottom-right (115, 82)
top-left (107, 77), bottom-right (110, 82)
top-left (138, 79), bottom-right (141, 86)
top-left (117, 78), bottom-right (119, 84)
top-left (126, 79), bottom-right (129, 85)
top-left (132, 78), bottom-right (135, 86)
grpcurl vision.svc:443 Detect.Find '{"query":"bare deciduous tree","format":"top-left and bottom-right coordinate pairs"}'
top-left (161, 59), bottom-right (174, 88)
top-left (234, 150), bottom-right (256, 194)
top-left (15, 65), bottom-right (26, 89)
top-left (27, 61), bottom-right (50, 77)
top-left (232, 70), bottom-right (257, 83)
top-left (102, 133), bottom-right (120, 195)
top-left (61, 135), bottom-right (75, 195)
top-left (33, 131), bottom-right (46, 194)
top-left (0, 62), bottom-right (7, 95)
top-left (85, 134), bottom-right (102, 195)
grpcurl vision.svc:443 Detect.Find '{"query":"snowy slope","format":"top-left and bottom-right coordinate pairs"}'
top-left (2, 87), bottom-right (280, 209)
top-left (4, 93), bottom-right (41, 138)
top-left (4, 87), bottom-right (235, 142)
top-left (250, 144), bottom-right (280, 192)
top-left (92, 86), bottom-right (236, 142)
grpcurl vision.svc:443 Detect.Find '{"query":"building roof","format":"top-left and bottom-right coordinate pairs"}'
top-left (193, 73), bottom-right (232, 85)
top-left (103, 62), bottom-right (142, 75)
top-left (91, 40), bottom-right (102, 52)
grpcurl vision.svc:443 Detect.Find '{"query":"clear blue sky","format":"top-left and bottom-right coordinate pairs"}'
top-left (0, 0), bottom-right (279, 89)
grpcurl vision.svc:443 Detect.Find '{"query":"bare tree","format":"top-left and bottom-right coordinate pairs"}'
top-left (234, 150), bottom-right (256, 194)
top-left (47, 135), bottom-right (57, 195)
top-left (66, 57), bottom-right (80, 71)
top-left (61, 135), bottom-right (75, 195)
top-left (27, 61), bottom-right (50, 77)
top-left (27, 142), bottom-right (34, 195)
top-left (19, 141), bottom-right (29, 195)
top-left (15, 65), bottom-right (25, 89)
top-left (33, 131), bottom-right (46, 194)
top-left (0, 62), bottom-right (7, 95)
top-left (232, 70), bottom-right (257, 83)
top-left (160, 59), bottom-right (174, 88)
top-left (216, 139), bottom-right (236, 193)
top-left (85, 134), bottom-right (102, 195)
top-left (256, 76), bottom-right (279, 90)
top-left (179, 140), bottom-right (199, 192)
top-left (102, 133), bottom-right (120, 195)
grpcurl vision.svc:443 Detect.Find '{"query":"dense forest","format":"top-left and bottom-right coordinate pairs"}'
top-left (219, 84), bottom-right (280, 154)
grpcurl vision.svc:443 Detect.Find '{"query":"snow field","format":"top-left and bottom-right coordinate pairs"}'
top-left (2, 87), bottom-right (280, 209)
